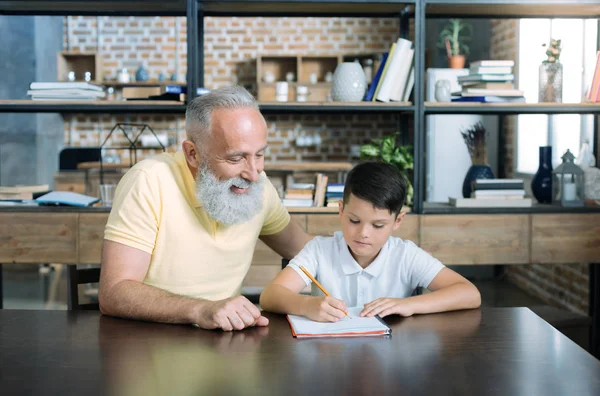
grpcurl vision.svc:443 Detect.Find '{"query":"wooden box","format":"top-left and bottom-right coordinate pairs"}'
top-left (57, 51), bottom-right (102, 83)
top-left (256, 55), bottom-right (344, 103)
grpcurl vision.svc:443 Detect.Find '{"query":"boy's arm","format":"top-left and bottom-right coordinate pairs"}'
top-left (361, 268), bottom-right (481, 318)
top-left (260, 267), bottom-right (348, 322)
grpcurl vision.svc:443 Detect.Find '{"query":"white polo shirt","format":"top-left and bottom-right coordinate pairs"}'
top-left (288, 231), bottom-right (444, 307)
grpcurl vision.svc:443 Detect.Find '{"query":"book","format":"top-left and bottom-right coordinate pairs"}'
top-left (326, 184), bottom-right (344, 193)
top-left (588, 51), bottom-right (600, 102)
top-left (402, 65), bottom-right (415, 102)
top-left (469, 60), bottom-right (515, 68)
top-left (451, 96), bottom-right (525, 103)
top-left (389, 47), bottom-right (415, 102)
top-left (286, 189), bottom-right (314, 195)
top-left (36, 191), bottom-right (100, 207)
top-left (473, 181), bottom-right (524, 191)
top-left (29, 82), bottom-right (104, 92)
top-left (284, 193), bottom-right (314, 200)
top-left (474, 179), bottom-right (524, 184)
top-left (282, 199), bottom-right (313, 207)
top-left (289, 183), bottom-right (315, 190)
top-left (376, 38), bottom-right (412, 102)
top-left (364, 52), bottom-right (388, 101)
top-left (27, 89), bottom-right (106, 98)
top-left (287, 307), bottom-right (391, 338)
top-left (449, 197), bottom-right (532, 208)
top-left (460, 82), bottom-right (514, 90)
top-left (0, 184), bottom-right (49, 193)
top-left (461, 89), bottom-right (524, 97)
top-left (469, 66), bottom-right (513, 75)
top-left (372, 42), bottom-right (396, 102)
top-left (472, 189), bottom-right (526, 197)
top-left (457, 74), bottom-right (515, 83)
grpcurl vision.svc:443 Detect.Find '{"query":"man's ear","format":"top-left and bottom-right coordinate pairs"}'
top-left (392, 211), bottom-right (406, 231)
top-left (182, 140), bottom-right (201, 171)
top-left (338, 199), bottom-right (344, 218)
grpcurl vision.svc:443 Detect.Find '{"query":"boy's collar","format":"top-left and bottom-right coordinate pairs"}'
top-left (338, 234), bottom-right (388, 278)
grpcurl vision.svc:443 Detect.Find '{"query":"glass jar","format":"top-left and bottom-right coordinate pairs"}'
top-left (538, 63), bottom-right (563, 103)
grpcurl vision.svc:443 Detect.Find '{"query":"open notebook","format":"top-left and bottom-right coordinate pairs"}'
top-left (287, 307), bottom-right (391, 338)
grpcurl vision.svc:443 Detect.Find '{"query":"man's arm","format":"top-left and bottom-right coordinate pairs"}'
top-left (98, 239), bottom-right (268, 330)
top-left (259, 218), bottom-right (313, 260)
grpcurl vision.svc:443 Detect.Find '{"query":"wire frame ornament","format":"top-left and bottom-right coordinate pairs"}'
top-left (99, 123), bottom-right (166, 184)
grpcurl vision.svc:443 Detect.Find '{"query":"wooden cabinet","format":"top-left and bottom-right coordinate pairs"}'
top-left (1, 211), bottom-right (599, 287)
top-left (0, 213), bottom-right (78, 264)
top-left (531, 214), bottom-right (600, 264)
top-left (420, 215), bottom-right (530, 265)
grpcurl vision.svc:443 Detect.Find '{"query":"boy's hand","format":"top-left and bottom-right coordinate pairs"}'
top-left (304, 296), bottom-right (348, 322)
top-left (360, 298), bottom-right (414, 318)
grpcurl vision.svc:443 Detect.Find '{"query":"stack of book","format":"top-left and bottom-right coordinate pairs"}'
top-left (453, 60), bottom-right (525, 103)
top-left (123, 85), bottom-right (186, 102)
top-left (449, 179), bottom-right (532, 208)
top-left (0, 184), bottom-right (49, 200)
top-left (325, 184), bottom-right (344, 207)
top-left (366, 37), bottom-right (415, 103)
top-left (27, 82), bottom-right (105, 100)
top-left (281, 183), bottom-right (315, 207)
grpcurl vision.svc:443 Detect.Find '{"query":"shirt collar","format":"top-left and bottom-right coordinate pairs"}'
top-left (175, 151), bottom-right (202, 208)
top-left (335, 231), bottom-right (388, 278)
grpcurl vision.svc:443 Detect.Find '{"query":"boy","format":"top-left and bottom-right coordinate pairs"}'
top-left (260, 162), bottom-right (481, 322)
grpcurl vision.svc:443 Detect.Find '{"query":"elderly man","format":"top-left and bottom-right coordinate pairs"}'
top-left (99, 86), bottom-right (312, 331)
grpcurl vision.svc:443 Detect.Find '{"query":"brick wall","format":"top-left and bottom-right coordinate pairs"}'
top-left (64, 16), bottom-right (402, 163)
top-left (490, 19), bottom-right (589, 315)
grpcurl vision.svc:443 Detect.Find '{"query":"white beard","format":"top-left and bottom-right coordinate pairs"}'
top-left (195, 165), bottom-right (264, 226)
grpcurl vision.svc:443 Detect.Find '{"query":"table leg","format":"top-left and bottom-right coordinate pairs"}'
top-left (590, 262), bottom-right (599, 359)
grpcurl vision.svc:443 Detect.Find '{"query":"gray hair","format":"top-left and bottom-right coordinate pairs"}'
top-left (185, 85), bottom-right (259, 144)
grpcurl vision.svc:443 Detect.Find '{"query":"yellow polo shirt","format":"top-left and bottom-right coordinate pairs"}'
top-left (104, 151), bottom-right (290, 300)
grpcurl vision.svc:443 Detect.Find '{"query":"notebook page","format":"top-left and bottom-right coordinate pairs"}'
top-left (287, 307), bottom-right (390, 337)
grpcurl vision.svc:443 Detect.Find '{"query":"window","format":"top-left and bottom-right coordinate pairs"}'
top-left (516, 19), bottom-right (598, 174)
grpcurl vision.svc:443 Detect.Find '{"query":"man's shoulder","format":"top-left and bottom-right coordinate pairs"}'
top-left (129, 152), bottom-right (178, 175)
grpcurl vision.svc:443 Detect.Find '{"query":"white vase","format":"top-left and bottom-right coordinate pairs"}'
top-left (331, 62), bottom-right (367, 102)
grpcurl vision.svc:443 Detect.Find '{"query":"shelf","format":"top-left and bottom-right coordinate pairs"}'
top-left (423, 202), bottom-right (600, 215)
top-left (202, 0), bottom-right (415, 17)
top-left (99, 81), bottom-right (186, 87)
top-left (0, 100), bottom-right (185, 114)
top-left (287, 205), bottom-right (413, 213)
top-left (265, 162), bottom-right (352, 172)
top-left (425, 0), bottom-right (600, 18)
top-left (0, 0), bottom-right (186, 16)
top-left (259, 101), bottom-right (413, 113)
top-left (425, 102), bottom-right (600, 115)
top-left (286, 207), bottom-right (339, 213)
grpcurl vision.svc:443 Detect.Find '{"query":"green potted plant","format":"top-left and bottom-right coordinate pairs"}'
top-left (359, 133), bottom-right (414, 207)
top-left (437, 19), bottom-right (472, 69)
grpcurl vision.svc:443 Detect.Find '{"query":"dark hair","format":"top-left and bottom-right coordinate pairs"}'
top-left (343, 161), bottom-right (407, 215)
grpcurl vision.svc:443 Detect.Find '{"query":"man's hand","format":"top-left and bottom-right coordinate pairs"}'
top-left (197, 296), bottom-right (269, 331)
top-left (361, 298), bottom-right (414, 318)
top-left (304, 296), bottom-right (348, 322)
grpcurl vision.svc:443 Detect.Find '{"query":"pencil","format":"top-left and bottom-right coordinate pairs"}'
top-left (299, 265), bottom-right (351, 318)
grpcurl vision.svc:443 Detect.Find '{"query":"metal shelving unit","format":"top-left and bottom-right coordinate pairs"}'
top-left (0, 100), bottom-right (186, 114)
top-left (0, 1), bottom-right (187, 16)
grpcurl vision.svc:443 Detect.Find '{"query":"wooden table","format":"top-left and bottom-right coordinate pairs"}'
top-left (0, 308), bottom-right (599, 395)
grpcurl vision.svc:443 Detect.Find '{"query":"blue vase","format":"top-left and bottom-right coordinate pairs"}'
top-left (531, 146), bottom-right (553, 203)
top-left (135, 65), bottom-right (149, 82)
top-left (462, 165), bottom-right (495, 198)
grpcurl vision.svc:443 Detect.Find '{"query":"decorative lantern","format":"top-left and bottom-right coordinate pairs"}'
top-left (552, 149), bottom-right (585, 207)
